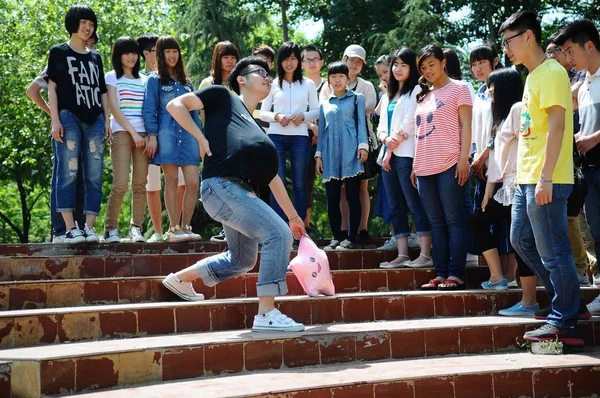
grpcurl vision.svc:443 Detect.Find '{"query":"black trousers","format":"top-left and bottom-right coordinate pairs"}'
top-left (325, 176), bottom-right (362, 242)
top-left (469, 198), bottom-right (533, 277)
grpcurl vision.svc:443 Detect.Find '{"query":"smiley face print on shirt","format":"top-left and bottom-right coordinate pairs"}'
top-left (415, 99), bottom-right (445, 140)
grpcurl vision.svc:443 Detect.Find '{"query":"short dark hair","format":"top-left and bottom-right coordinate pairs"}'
top-left (443, 48), bottom-right (462, 80)
top-left (90, 31), bottom-right (99, 44)
top-left (302, 44), bottom-right (323, 60)
top-left (469, 44), bottom-right (498, 67)
top-left (137, 33), bottom-right (159, 59)
top-left (498, 10), bottom-right (542, 45)
top-left (553, 19), bottom-right (600, 51)
top-left (388, 47), bottom-right (419, 100)
top-left (111, 36), bottom-right (141, 79)
top-left (327, 61), bottom-right (349, 77)
top-left (252, 44), bottom-right (276, 62)
top-left (228, 56), bottom-right (270, 95)
top-left (276, 41), bottom-right (303, 88)
top-left (210, 41), bottom-right (240, 85)
top-left (374, 54), bottom-right (391, 67)
top-left (64, 5), bottom-right (97, 35)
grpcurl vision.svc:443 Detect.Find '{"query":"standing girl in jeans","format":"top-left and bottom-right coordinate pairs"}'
top-left (143, 36), bottom-right (202, 242)
top-left (103, 37), bottom-right (149, 243)
top-left (316, 62), bottom-right (369, 250)
top-left (260, 42), bottom-right (319, 224)
top-left (413, 45), bottom-right (473, 290)
top-left (377, 48), bottom-right (432, 268)
top-left (47, 5), bottom-right (109, 244)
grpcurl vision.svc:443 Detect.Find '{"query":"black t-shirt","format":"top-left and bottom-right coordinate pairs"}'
top-left (46, 43), bottom-right (107, 124)
top-left (195, 86), bottom-right (278, 187)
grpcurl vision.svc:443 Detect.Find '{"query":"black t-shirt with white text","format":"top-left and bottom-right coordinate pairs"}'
top-left (46, 43), bottom-right (107, 124)
top-left (195, 86), bottom-right (278, 188)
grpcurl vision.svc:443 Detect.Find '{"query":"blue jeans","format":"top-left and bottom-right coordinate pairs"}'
top-left (382, 155), bottom-right (431, 238)
top-left (50, 141), bottom-right (85, 235)
top-left (196, 177), bottom-right (293, 296)
top-left (417, 164), bottom-right (468, 279)
top-left (583, 169), bottom-right (600, 259)
top-left (268, 134), bottom-right (310, 221)
top-left (510, 184), bottom-right (580, 328)
top-left (54, 110), bottom-right (105, 215)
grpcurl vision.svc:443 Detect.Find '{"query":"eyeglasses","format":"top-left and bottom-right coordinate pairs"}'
top-left (241, 68), bottom-right (272, 80)
top-left (302, 57), bottom-right (322, 64)
top-left (546, 47), bottom-right (563, 57)
top-left (502, 30), bottom-right (526, 49)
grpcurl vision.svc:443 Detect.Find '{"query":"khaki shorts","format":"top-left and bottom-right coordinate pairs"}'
top-left (146, 164), bottom-right (185, 192)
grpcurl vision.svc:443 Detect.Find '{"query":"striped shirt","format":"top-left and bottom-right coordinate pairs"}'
top-left (413, 80), bottom-right (472, 176)
top-left (105, 70), bottom-right (147, 132)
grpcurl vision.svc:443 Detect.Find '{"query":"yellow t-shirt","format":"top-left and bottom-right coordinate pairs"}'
top-left (518, 59), bottom-right (573, 184)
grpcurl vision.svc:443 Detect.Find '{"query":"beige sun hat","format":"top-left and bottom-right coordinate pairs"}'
top-left (343, 44), bottom-right (366, 63)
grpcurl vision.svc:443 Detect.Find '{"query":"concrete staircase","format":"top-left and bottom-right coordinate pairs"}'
top-left (0, 240), bottom-right (598, 397)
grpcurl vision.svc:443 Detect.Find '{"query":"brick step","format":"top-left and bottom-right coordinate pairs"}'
top-left (70, 350), bottom-right (600, 398)
top-left (0, 362), bottom-right (10, 398)
top-left (0, 247), bottom-right (424, 281)
top-left (0, 267), bottom-right (494, 310)
top-left (1, 289), bottom-right (598, 350)
top-left (0, 238), bottom-right (390, 257)
top-left (4, 316), bottom-right (599, 396)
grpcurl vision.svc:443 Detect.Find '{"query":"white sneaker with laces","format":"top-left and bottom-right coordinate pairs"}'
top-left (252, 308), bottom-right (305, 332)
top-left (83, 224), bottom-right (99, 243)
top-left (587, 294), bottom-right (600, 315)
top-left (129, 225), bottom-right (146, 243)
top-left (377, 237), bottom-right (396, 250)
top-left (52, 234), bottom-right (65, 244)
top-left (104, 229), bottom-right (120, 243)
top-left (64, 227), bottom-right (86, 244)
top-left (162, 273), bottom-right (204, 301)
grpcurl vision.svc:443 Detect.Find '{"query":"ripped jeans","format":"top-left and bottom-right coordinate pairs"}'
top-left (55, 110), bottom-right (105, 215)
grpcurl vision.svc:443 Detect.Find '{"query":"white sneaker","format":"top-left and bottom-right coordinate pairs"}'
top-left (52, 234), bottom-right (65, 244)
top-left (147, 232), bottom-right (164, 243)
top-left (252, 308), bottom-right (305, 332)
top-left (64, 227), bottom-right (86, 244)
top-left (587, 294), bottom-right (600, 315)
top-left (377, 237), bottom-right (396, 250)
top-left (83, 224), bottom-right (99, 243)
top-left (165, 225), bottom-right (190, 242)
top-left (129, 225), bottom-right (146, 243)
top-left (162, 273), bottom-right (204, 301)
top-left (104, 229), bottom-right (120, 243)
top-left (594, 273), bottom-right (600, 287)
top-left (507, 280), bottom-right (519, 288)
top-left (182, 225), bottom-right (202, 241)
top-left (578, 273), bottom-right (591, 287)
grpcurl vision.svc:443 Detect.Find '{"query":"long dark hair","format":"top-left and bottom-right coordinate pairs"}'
top-left (276, 41), bottom-right (303, 88)
top-left (416, 45), bottom-right (445, 103)
top-left (387, 47), bottom-right (419, 100)
top-left (487, 68), bottom-right (524, 139)
top-left (156, 35), bottom-right (189, 85)
top-left (210, 41), bottom-right (240, 85)
top-left (443, 48), bottom-right (462, 80)
top-left (111, 36), bottom-right (140, 79)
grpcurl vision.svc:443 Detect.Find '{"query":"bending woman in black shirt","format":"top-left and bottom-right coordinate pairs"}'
top-left (162, 57), bottom-right (306, 332)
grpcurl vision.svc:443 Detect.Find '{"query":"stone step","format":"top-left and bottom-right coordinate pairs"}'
top-left (0, 362), bottom-right (10, 398)
top-left (0, 238), bottom-right (390, 257)
top-left (4, 316), bottom-right (599, 396)
top-left (0, 267), bottom-right (493, 310)
top-left (0, 289), bottom-right (557, 349)
top-left (0, 247), bottom-right (423, 281)
top-left (71, 350), bottom-right (600, 398)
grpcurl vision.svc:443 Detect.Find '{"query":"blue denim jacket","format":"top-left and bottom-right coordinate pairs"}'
top-left (142, 74), bottom-right (202, 165)
top-left (316, 90), bottom-right (369, 182)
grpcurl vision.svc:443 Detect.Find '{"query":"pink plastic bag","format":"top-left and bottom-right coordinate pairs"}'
top-left (287, 236), bottom-right (335, 296)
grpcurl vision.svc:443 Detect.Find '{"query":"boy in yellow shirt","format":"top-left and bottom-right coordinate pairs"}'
top-left (499, 10), bottom-right (583, 345)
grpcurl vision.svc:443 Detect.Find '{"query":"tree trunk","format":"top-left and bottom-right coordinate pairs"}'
top-left (486, 8), bottom-right (496, 44)
top-left (280, 0), bottom-right (288, 42)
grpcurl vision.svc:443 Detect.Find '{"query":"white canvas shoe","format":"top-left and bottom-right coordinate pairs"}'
top-left (162, 273), bottom-right (205, 301)
top-left (252, 308), bottom-right (305, 332)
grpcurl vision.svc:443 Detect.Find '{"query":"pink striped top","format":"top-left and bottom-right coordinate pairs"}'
top-left (413, 80), bottom-right (472, 176)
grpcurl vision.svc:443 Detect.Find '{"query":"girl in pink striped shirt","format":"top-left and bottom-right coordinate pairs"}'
top-left (412, 45), bottom-right (473, 290)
